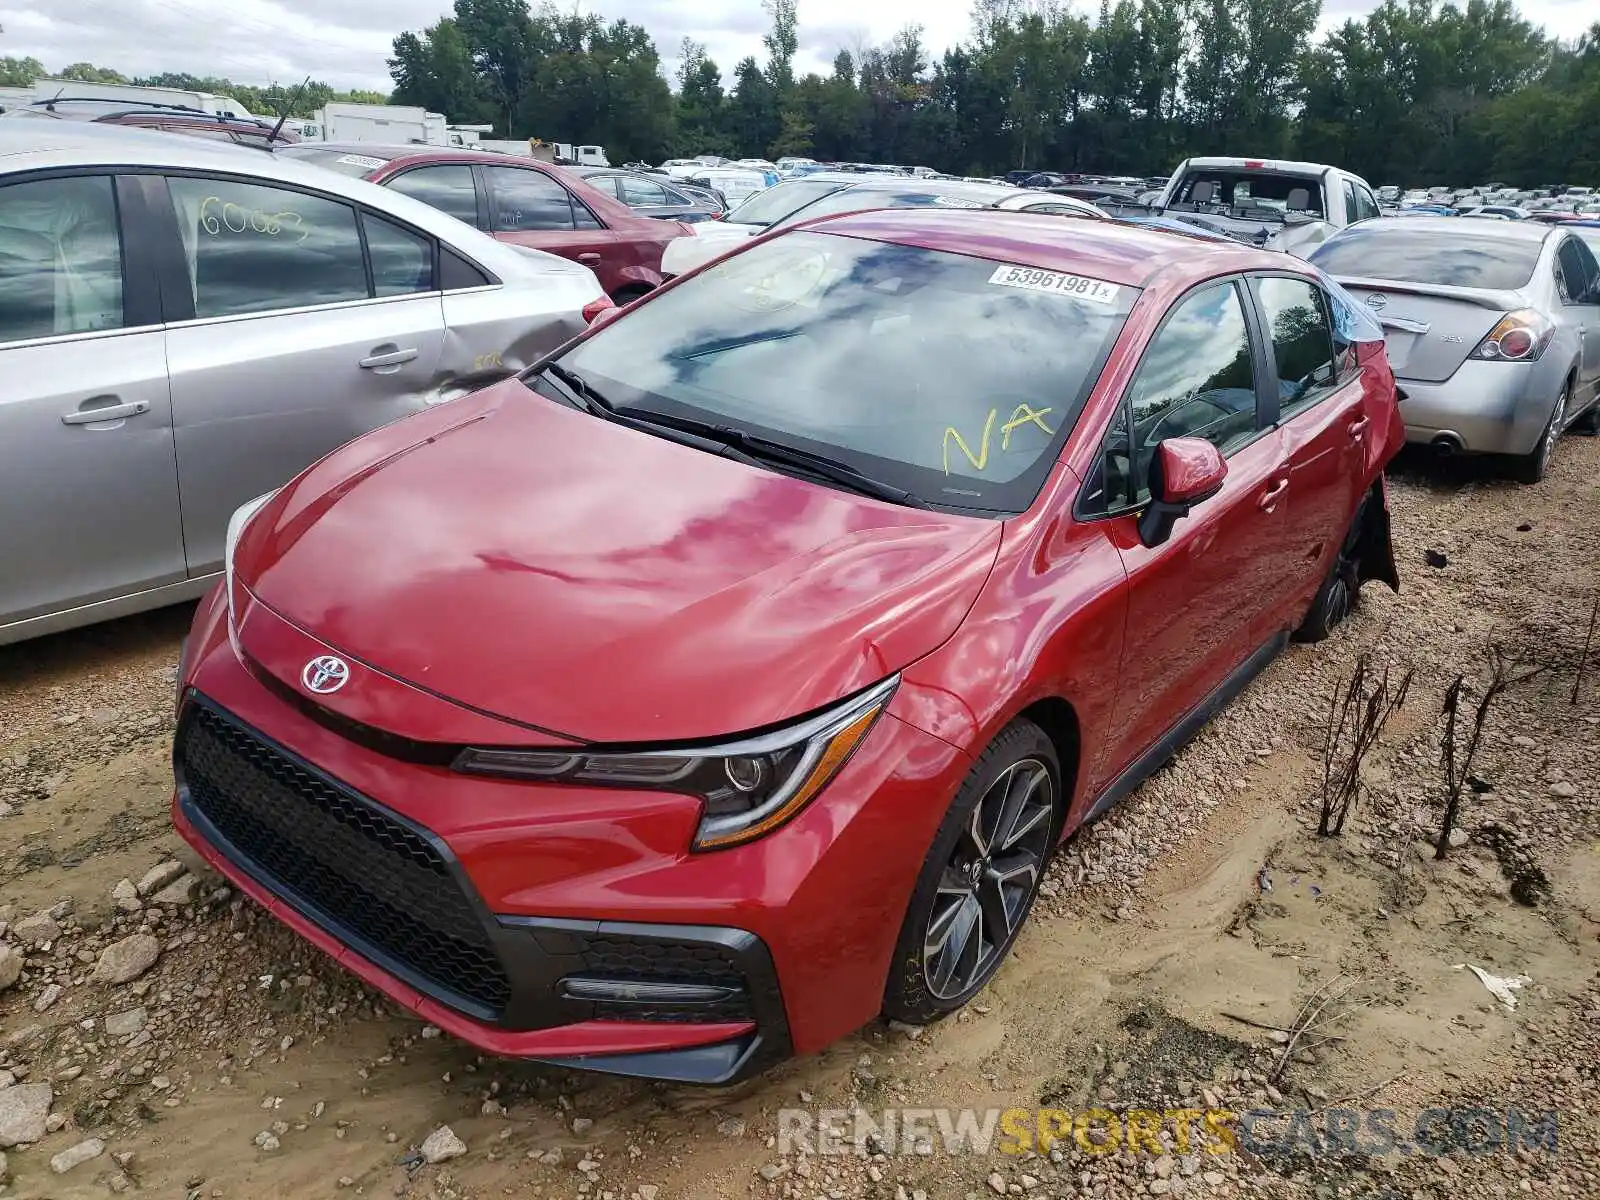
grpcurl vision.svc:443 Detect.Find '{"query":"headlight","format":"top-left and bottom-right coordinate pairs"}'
top-left (224, 491), bottom-right (276, 631)
top-left (455, 676), bottom-right (898, 851)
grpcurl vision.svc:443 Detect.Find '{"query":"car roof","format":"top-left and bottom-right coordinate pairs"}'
top-left (285, 142), bottom-right (519, 165)
top-left (1180, 156), bottom-right (1339, 177)
top-left (807, 207), bottom-right (1287, 287)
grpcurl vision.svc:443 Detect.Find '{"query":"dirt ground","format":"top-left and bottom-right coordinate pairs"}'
top-left (1, 441), bottom-right (1597, 1200)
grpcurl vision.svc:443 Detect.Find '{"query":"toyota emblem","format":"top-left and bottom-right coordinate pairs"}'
top-left (1365, 293), bottom-right (1388, 311)
top-left (301, 655), bottom-right (350, 694)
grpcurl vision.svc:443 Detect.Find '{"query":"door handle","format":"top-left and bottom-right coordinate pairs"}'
top-left (1257, 479), bottom-right (1289, 512)
top-left (358, 347), bottom-right (419, 370)
top-left (576, 253), bottom-right (603, 265)
top-left (1347, 416), bottom-right (1370, 439)
top-left (62, 399), bottom-right (150, 425)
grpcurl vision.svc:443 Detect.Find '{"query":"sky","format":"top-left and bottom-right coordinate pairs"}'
top-left (2, 0), bottom-right (1594, 97)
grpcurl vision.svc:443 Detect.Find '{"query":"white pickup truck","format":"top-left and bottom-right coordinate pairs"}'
top-left (1154, 157), bottom-right (1382, 257)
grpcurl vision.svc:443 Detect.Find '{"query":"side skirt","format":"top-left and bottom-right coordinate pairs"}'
top-left (1078, 630), bottom-right (1289, 828)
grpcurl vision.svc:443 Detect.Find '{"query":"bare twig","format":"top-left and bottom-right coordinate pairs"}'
top-left (1331, 1073), bottom-right (1404, 1105)
top-left (1220, 1012), bottom-right (1294, 1034)
top-left (1316, 658), bottom-right (1412, 837)
top-left (1271, 976), bottom-right (1361, 1082)
top-left (1574, 591), bottom-right (1600, 706)
top-left (1436, 647), bottom-right (1513, 860)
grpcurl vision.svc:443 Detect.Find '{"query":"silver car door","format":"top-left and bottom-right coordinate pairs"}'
top-left (1559, 236), bottom-right (1600, 400)
top-left (158, 173), bottom-right (447, 576)
top-left (0, 173), bottom-right (185, 638)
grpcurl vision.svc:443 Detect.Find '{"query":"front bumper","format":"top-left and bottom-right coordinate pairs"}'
top-left (172, 584), bottom-right (971, 1082)
top-left (1395, 360), bottom-right (1560, 456)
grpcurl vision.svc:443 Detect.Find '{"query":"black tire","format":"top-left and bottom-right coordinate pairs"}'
top-left (1508, 380), bottom-right (1571, 484)
top-left (1294, 500), bottom-right (1366, 644)
top-left (610, 284), bottom-right (653, 306)
top-left (883, 719), bottom-right (1061, 1024)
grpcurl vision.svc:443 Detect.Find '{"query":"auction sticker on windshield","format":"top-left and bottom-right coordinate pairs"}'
top-left (336, 154), bottom-right (388, 170)
top-left (988, 264), bottom-right (1120, 305)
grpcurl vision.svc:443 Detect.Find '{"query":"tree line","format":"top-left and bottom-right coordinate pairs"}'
top-left (7, 0), bottom-right (1597, 185)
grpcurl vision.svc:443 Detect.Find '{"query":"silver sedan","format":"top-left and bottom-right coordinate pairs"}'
top-left (1310, 216), bottom-right (1600, 482)
top-left (0, 122), bottom-right (605, 646)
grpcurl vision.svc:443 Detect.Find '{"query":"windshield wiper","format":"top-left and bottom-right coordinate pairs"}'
top-left (615, 408), bottom-right (931, 509)
top-left (541, 362), bottom-right (617, 416)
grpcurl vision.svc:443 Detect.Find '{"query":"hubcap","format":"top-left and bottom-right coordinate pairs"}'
top-left (1541, 389), bottom-right (1568, 471)
top-left (923, 759), bottom-right (1054, 1000)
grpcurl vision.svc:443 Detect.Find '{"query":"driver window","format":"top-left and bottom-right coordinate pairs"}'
top-left (1126, 281), bottom-right (1259, 504)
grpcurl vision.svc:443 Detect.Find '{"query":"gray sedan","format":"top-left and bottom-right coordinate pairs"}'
top-left (1311, 217), bottom-right (1600, 482)
top-left (0, 122), bottom-right (605, 646)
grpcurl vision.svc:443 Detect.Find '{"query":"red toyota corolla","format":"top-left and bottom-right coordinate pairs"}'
top-left (172, 211), bottom-right (1404, 1084)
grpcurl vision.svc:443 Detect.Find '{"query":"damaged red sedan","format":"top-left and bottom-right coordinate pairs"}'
top-left (172, 211), bottom-right (1404, 1084)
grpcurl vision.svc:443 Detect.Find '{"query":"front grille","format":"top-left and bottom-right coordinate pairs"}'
top-left (570, 931), bottom-right (755, 1023)
top-left (179, 702), bottom-right (512, 1015)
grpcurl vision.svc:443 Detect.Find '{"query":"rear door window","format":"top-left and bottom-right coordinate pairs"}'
top-left (484, 167), bottom-right (579, 232)
top-left (362, 213), bottom-right (435, 297)
top-left (1555, 238), bottom-right (1599, 304)
top-left (165, 176), bottom-right (369, 318)
top-left (386, 165), bottom-right (479, 226)
top-left (0, 174), bottom-right (123, 344)
top-left (1254, 276), bottom-right (1338, 417)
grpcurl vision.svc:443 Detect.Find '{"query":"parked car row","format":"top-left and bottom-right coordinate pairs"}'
top-left (5, 110), bottom-right (1584, 1091)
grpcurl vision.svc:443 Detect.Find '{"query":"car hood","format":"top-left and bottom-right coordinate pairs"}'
top-left (238, 380), bottom-right (1002, 744)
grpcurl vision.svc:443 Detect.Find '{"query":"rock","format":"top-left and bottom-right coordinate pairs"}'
top-left (0, 945), bottom-right (21, 992)
top-left (1204, 1171), bottom-right (1226, 1186)
top-left (136, 861), bottom-right (186, 897)
top-left (421, 1125), bottom-right (467, 1163)
top-left (1447, 827), bottom-right (1469, 849)
top-left (150, 875), bottom-right (198, 907)
top-left (14, 913), bottom-right (61, 947)
top-left (104, 1008), bottom-right (149, 1038)
top-left (50, 1138), bottom-right (105, 1174)
top-left (638, 1186), bottom-right (659, 1200)
top-left (716, 1117), bottom-right (747, 1138)
top-left (33, 983), bottom-right (62, 1012)
top-left (93, 934), bottom-right (161, 984)
top-left (0, 1149), bottom-right (7, 1183)
top-left (988, 1173), bottom-right (1008, 1195)
top-left (0, 1082), bottom-right (53, 1148)
top-left (758, 1163), bottom-right (788, 1181)
top-left (1150, 1181), bottom-right (1172, 1196)
top-left (1154, 1154), bottom-right (1176, 1179)
top-left (111, 880), bottom-right (142, 913)
top-left (1549, 781), bottom-right (1576, 798)
top-left (253, 1131), bottom-right (280, 1151)
top-left (571, 1117), bottom-right (594, 1136)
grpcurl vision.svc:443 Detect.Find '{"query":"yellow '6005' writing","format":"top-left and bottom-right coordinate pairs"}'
top-left (199, 196), bottom-right (310, 243)
top-left (943, 404), bottom-right (1055, 475)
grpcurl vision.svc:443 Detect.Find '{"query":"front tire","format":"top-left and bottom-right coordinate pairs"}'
top-left (883, 720), bottom-right (1061, 1024)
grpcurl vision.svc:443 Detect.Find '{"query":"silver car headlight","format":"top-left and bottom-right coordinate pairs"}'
top-left (224, 491), bottom-right (276, 631)
top-left (455, 676), bottom-right (898, 851)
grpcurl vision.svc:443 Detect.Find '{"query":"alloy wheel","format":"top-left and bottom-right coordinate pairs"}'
top-left (922, 758), bottom-right (1054, 1000)
top-left (1540, 387), bottom-right (1568, 474)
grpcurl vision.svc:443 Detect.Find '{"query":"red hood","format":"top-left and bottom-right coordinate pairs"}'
top-left (237, 380), bottom-right (1001, 743)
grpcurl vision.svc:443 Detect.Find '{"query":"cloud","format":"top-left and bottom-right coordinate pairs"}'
top-left (2, 0), bottom-right (1587, 97)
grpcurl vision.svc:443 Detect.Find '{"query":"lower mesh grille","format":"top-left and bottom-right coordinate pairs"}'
top-left (178, 701), bottom-right (512, 1015)
top-left (570, 931), bottom-right (755, 1022)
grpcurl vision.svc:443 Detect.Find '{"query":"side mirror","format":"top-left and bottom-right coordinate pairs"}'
top-left (1137, 437), bottom-right (1229, 549)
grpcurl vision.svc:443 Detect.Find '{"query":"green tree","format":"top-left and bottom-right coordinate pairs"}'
top-left (0, 56), bottom-right (43, 87)
top-left (675, 39), bottom-right (732, 155)
top-left (390, 18), bottom-right (497, 127)
top-left (57, 62), bottom-right (129, 84)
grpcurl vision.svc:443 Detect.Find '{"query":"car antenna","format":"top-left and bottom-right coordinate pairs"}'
top-left (268, 76), bottom-right (311, 145)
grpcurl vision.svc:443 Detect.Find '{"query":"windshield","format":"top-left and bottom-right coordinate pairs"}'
top-left (546, 231), bottom-right (1133, 514)
top-left (1311, 225), bottom-right (1542, 290)
top-left (275, 146), bottom-right (395, 177)
top-left (723, 179), bottom-right (848, 227)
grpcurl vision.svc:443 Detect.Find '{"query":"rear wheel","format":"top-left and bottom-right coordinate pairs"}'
top-left (1508, 380), bottom-right (1570, 484)
top-left (884, 720), bottom-right (1061, 1024)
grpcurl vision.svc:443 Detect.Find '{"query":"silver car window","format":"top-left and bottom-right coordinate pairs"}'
top-left (0, 175), bottom-right (123, 344)
top-left (362, 212), bottom-right (435, 297)
top-left (166, 176), bottom-right (369, 319)
top-left (620, 176), bottom-right (670, 207)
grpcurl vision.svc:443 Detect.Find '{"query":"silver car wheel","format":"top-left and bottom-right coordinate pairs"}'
top-left (1539, 386), bottom-right (1568, 474)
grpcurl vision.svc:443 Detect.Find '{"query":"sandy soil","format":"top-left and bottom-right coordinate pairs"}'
top-left (1, 441), bottom-right (1597, 1200)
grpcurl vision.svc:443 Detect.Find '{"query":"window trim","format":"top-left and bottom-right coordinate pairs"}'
top-left (1244, 270), bottom-right (1342, 425)
top-left (1074, 274), bottom-right (1272, 522)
